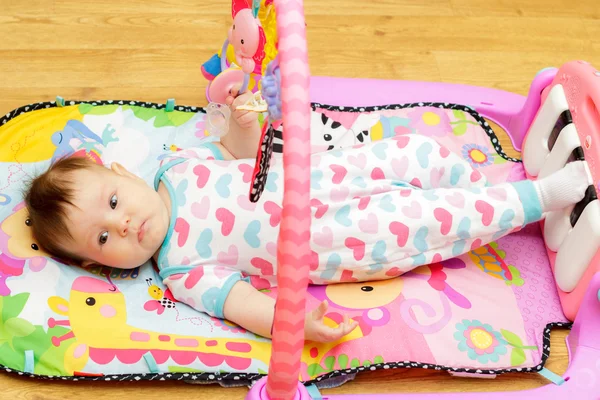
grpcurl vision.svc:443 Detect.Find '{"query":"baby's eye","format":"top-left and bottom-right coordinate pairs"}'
top-left (99, 232), bottom-right (108, 245)
top-left (110, 194), bottom-right (118, 210)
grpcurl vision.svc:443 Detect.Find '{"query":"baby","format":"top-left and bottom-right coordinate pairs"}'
top-left (25, 90), bottom-right (591, 342)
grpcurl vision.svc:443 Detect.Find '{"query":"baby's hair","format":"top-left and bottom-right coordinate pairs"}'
top-left (24, 156), bottom-right (99, 266)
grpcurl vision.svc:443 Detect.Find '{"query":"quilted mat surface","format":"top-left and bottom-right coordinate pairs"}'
top-left (0, 100), bottom-right (568, 385)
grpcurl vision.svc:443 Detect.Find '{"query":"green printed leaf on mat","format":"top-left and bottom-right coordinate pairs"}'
top-left (324, 356), bottom-right (336, 371)
top-left (307, 363), bottom-right (326, 377)
top-left (338, 354), bottom-right (349, 369)
top-left (452, 123), bottom-right (468, 136)
top-left (373, 355), bottom-right (384, 364)
top-left (350, 358), bottom-right (361, 368)
top-left (501, 329), bottom-right (524, 348)
top-left (510, 348), bottom-right (526, 366)
top-left (4, 318), bottom-right (35, 339)
top-left (78, 104), bottom-right (120, 115)
top-left (452, 110), bottom-right (466, 119)
top-left (1, 293), bottom-right (29, 323)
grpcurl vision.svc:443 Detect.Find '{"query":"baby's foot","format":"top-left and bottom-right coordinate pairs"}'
top-left (534, 161), bottom-right (590, 212)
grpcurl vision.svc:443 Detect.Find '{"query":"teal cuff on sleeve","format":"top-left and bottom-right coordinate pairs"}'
top-left (511, 180), bottom-right (543, 225)
top-left (213, 273), bottom-right (243, 319)
top-left (203, 142), bottom-right (225, 160)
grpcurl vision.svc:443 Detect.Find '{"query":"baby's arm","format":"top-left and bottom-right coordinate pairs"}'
top-left (223, 280), bottom-right (358, 342)
top-left (217, 86), bottom-right (263, 160)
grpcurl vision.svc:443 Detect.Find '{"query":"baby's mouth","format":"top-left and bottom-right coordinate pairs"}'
top-left (138, 220), bottom-right (147, 243)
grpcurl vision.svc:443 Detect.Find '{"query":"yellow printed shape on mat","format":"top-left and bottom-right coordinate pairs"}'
top-left (0, 106), bottom-right (83, 163)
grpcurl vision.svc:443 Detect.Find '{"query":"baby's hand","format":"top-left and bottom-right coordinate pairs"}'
top-left (304, 300), bottom-right (359, 343)
top-left (226, 85), bottom-right (258, 130)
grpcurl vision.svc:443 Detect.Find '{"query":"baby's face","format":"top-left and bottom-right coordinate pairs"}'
top-left (64, 163), bottom-right (170, 269)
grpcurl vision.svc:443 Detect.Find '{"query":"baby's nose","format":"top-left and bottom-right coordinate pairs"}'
top-left (119, 217), bottom-right (130, 237)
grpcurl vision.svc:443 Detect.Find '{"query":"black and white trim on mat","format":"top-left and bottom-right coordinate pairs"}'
top-left (0, 322), bottom-right (571, 386)
top-left (0, 99), bottom-right (518, 163)
top-left (0, 99), bottom-right (206, 129)
top-left (311, 102), bottom-right (520, 163)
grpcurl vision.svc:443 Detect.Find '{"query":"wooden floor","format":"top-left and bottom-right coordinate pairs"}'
top-left (1, 0), bottom-right (599, 398)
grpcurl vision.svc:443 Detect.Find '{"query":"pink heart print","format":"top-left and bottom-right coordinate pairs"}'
top-left (445, 192), bottom-right (465, 208)
top-left (394, 135), bottom-right (411, 149)
top-left (264, 201), bottom-right (282, 227)
top-left (314, 226), bottom-right (334, 248)
top-left (237, 194), bottom-right (257, 211)
top-left (310, 250), bottom-right (320, 271)
top-left (331, 186), bottom-right (350, 202)
top-left (266, 242), bottom-right (277, 257)
top-left (402, 201), bottom-right (422, 219)
top-left (434, 208), bottom-right (453, 235)
top-left (391, 156), bottom-right (409, 179)
top-left (193, 164), bottom-right (210, 188)
top-left (431, 253), bottom-right (442, 264)
top-left (348, 153), bottom-right (367, 169)
top-left (216, 208), bottom-right (235, 236)
top-left (410, 178), bottom-right (422, 188)
top-left (330, 164), bottom-right (348, 184)
top-left (345, 237), bottom-right (366, 261)
top-left (358, 213), bottom-right (379, 234)
top-left (238, 163), bottom-right (254, 183)
top-left (340, 270), bottom-right (358, 282)
top-left (174, 218), bottom-right (190, 247)
top-left (311, 198), bottom-right (329, 219)
top-left (470, 238), bottom-right (483, 251)
top-left (471, 170), bottom-right (483, 183)
top-left (184, 266), bottom-right (205, 290)
top-left (475, 200), bottom-right (495, 226)
top-left (249, 275), bottom-right (272, 290)
top-left (251, 257), bottom-right (274, 275)
top-left (439, 146), bottom-right (450, 158)
top-left (217, 246), bottom-right (239, 266)
top-left (371, 167), bottom-right (385, 180)
top-left (311, 154), bottom-right (322, 167)
top-left (400, 189), bottom-right (412, 197)
top-left (191, 197), bottom-right (210, 219)
top-left (389, 222), bottom-right (410, 247)
top-left (430, 167), bottom-right (445, 187)
top-left (385, 267), bottom-right (402, 277)
top-left (358, 196), bottom-right (371, 210)
top-left (172, 161), bottom-right (189, 174)
top-left (487, 187), bottom-right (508, 201)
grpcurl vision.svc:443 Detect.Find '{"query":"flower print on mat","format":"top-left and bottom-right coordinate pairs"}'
top-left (468, 242), bottom-right (524, 286)
top-left (454, 320), bottom-right (538, 366)
top-left (462, 143), bottom-right (494, 168)
top-left (407, 107), bottom-right (452, 137)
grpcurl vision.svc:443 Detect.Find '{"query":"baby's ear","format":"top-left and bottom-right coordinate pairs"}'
top-left (110, 162), bottom-right (138, 179)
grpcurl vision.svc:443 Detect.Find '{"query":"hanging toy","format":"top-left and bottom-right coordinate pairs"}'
top-left (248, 57), bottom-right (282, 202)
top-left (205, 0), bottom-right (268, 138)
top-left (205, 102), bottom-right (232, 137)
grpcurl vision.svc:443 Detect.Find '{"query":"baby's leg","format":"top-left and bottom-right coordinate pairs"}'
top-left (383, 134), bottom-right (489, 190)
top-left (382, 162), bottom-right (589, 275)
top-left (310, 134), bottom-right (487, 202)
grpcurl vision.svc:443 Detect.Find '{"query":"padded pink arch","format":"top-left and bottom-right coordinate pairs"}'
top-left (264, 0), bottom-right (312, 399)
